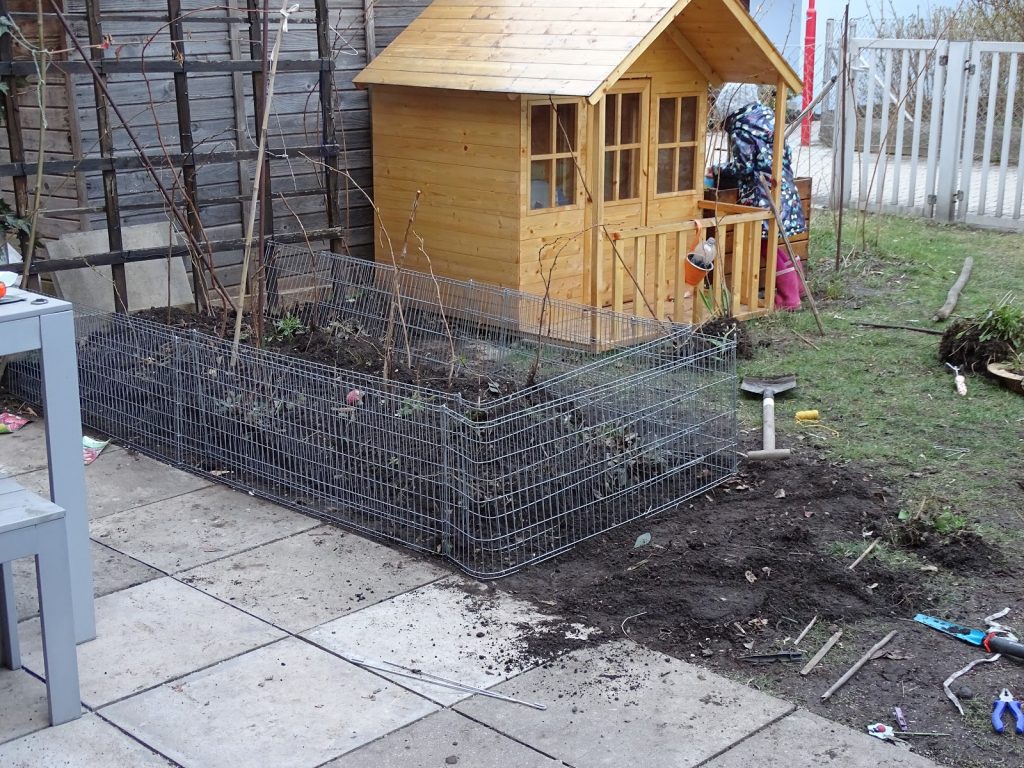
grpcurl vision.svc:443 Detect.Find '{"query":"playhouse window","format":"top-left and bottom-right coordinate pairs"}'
top-left (529, 102), bottom-right (578, 210)
top-left (604, 91), bottom-right (642, 202)
top-left (656, 96), bottom-right (699, 195)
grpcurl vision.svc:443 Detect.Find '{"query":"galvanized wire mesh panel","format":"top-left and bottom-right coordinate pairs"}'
top-left (6, 249), bottom-right (737, 577)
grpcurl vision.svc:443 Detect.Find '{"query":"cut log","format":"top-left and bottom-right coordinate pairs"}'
top-left (933, 256), bottom-right (973, 322)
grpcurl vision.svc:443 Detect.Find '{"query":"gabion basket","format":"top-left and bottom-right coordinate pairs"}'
top-left (6, 247), bottom-right (737, 577)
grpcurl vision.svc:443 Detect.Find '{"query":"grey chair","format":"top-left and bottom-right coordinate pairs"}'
top-left (0, 481), bottom-right (82, 725)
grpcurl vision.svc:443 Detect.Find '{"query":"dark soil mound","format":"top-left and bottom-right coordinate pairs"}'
top-left (938, 319), bottom-right (1014, 372)
top-left (698, 316), bottom-right (754, 360)
top-left (505, 448), bottom-right (942, 652)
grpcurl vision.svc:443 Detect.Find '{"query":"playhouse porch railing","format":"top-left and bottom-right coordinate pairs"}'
top-left (605, 204), bottom-right (774, 324)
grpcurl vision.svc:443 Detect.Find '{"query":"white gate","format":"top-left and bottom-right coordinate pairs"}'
top-left (839, 37), bottom-right (1024, 229)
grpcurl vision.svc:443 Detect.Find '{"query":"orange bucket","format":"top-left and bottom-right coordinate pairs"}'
top-left (683, 218), bottom-right (710, 286)
top-left (684, 253), bottom-right (713, 286)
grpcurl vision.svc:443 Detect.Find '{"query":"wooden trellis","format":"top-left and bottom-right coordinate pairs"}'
top-left (0, 0), bottom-right (420, 310)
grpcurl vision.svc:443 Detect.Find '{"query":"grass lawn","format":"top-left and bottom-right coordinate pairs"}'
top-left (740, 213), bottom-right (1024, 533)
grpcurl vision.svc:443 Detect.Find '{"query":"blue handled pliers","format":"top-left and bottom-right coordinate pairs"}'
top-left (993, 689), bottom-right (1024, 735)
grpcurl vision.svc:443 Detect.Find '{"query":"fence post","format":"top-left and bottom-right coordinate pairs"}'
top-left (832, 32), bottom-right (856, 211)
top-left (84, 0), bottom-right (128, 312)
top-left (935, 42), bottom-right (971, 221)
top-left (167, 0), bottom-right (210, 310)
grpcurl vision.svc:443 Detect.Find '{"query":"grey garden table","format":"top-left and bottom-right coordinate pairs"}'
top-left (0, 286), bottom-right (96, 643)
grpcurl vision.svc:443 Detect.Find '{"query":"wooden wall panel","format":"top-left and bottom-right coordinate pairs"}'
top-left (370, 85), bottom-right (521, 288)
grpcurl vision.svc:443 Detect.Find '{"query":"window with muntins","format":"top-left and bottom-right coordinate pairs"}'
top-left (656, 95), bottom-right (699, 195)
top-left (604, 91), bottom-right (642, 202)
top-left (529, 102), bottom-right (578, 210)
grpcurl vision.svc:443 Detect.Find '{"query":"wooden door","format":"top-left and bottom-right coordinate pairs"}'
top-left (601, 80), bottom-right (650, 308)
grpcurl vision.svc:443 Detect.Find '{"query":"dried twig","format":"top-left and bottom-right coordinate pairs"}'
top-left (621, 611), bottom-right (647, 638)
top-left (792, 329), bottom-right (820, 350)
top-left (933, 256), bottom-right (973, 322)
top-left (848, 537), bottom-right (880, 570)
top-left (821, 630), bottom-right (897, 700)
top-left (794, 615), bottom-right (818, 646)
top-left (800, 629), bottom-right (842, 675)
top-left (231, 2), bottom-right (297, 366)
top-left (851, 321), bottom-right (943, 335)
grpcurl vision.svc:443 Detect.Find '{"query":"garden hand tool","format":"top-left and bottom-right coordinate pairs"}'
top-left (913, 613), bottom-right (1024, 660)
top-left (740, 374), bottom-right (796, 460)
top-left (993, 689), bottom-right (1024, 735)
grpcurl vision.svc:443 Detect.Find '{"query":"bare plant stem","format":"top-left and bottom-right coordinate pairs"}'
top-left (230, 1), bottom-right (293, 366)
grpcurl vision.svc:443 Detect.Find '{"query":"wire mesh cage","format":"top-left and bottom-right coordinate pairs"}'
top-left (6, 247), bottom-right (737, 577)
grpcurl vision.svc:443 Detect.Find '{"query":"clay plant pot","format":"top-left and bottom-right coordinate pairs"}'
top-left (986, 361), bottom-right (1024, 394)
top-left (684, 254), bottom-right (713, 286)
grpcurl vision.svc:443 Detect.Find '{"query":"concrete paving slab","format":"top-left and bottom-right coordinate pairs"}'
top-left (17, 577), bottom-right (285, 708)
top-left (101, 637), bottom-right (439, 768)
top-left (455, 640), bottom-right (794, 768)
top-left (15, 449), bottom-right (211, 520)
top-left (325, 708), bottom-right (560, 768)
top-left (12, 539), bottom-right (162, 620)
top-left (48, 225), bottom-right (192, 313)
top-left (0, 713), bottom-right (176, 767)
top-left (90, 484), bottom-right (318, 573)
top-left (0, 421), bottom-right (59, 476)
top-left (0, 668), bottom-right (53, 745)
top-left (303, 580), bottom-right (560, 707)
top-left (179, 524), bottom-right (446, 633)
top-left (702, 709), bottom-right (939, 767)
top-left (0, 419), bottom-right (123, 478)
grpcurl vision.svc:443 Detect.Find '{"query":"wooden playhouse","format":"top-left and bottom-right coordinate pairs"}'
top-left (354, 0), bottom-right (803, 333)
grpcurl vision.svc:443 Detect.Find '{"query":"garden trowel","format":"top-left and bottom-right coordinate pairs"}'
top-left (914, 614), bottom-right (1024, 660)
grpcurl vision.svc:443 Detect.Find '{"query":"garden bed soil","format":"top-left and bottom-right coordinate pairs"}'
top-left (501, 437), bottom-right (1020, 768)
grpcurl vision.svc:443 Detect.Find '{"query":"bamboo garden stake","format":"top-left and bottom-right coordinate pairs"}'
top-left (231, 2), bottom-right (300, 366)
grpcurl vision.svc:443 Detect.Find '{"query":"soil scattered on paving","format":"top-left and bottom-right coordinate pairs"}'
top-left (502, 441), bottom-right (1020, 768)
top-left (10, 307), bottom-right (1020, 768)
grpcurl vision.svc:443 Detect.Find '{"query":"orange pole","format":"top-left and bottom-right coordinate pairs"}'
top-left (801, 0), bottom-right (817, 146)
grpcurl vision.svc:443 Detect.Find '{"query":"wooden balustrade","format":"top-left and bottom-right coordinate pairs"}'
top-left (605, 204), bottom-right (772, 324)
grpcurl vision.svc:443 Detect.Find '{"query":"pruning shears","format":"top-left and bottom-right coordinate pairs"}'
top-left (993, 689), bottom-right (1024, 735)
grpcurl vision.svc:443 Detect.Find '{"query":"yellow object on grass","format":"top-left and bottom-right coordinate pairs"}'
top-left (795, 410), bottom-right (820, 422)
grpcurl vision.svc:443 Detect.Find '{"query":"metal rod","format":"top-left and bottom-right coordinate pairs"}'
top-left (784, 75), bottom-right (839, 141)
top-left (341, 655), bottom-right (548, 711)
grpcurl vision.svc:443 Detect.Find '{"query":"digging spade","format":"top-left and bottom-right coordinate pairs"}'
top-left (740, 374), bottom-right (796, 461)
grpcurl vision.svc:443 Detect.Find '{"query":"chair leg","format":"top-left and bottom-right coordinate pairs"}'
top-left (1, 560), bottom-right (21, 670)
top-left (35, 523), bottom-right (81, 725)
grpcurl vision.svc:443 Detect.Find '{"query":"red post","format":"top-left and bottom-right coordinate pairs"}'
top-left (801, 0), bottom-right (817, 146)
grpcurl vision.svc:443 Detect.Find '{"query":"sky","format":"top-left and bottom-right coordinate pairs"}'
top-left (750, 0), bottom-right (962, 96)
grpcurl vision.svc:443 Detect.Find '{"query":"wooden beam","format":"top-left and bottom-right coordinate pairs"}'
top-left (315, 0), bottom-right (345, 255)
top-left (27, 228), bottom-right (349, 274)
top-left (168, 0), bottom-right (209, 310)
top-left (363, 0), bottom-right (377, 61)
top-left (664, 26), bottom-right (723, 87)
top-left (84, 0), bottom-right (127, 312)
top-left (763, 74), bottom-right (788, 310)
top-left (0, 0), bottom-right (31, 259)
top-left (586, 99), bottom-right (605, 318)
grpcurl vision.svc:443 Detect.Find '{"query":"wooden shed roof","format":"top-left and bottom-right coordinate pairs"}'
top-left (354, 0), bottom-right (802, 101)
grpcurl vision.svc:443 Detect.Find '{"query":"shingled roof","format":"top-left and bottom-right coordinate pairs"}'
top-left (354, 0), bottom-right (802, 101)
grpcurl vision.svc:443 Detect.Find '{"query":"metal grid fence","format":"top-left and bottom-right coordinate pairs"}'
top-left (6, 248), bottom-right (737, 577)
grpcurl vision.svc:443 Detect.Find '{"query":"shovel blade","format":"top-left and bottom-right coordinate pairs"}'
top-left (913, 613), bottom-right (987, 646)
